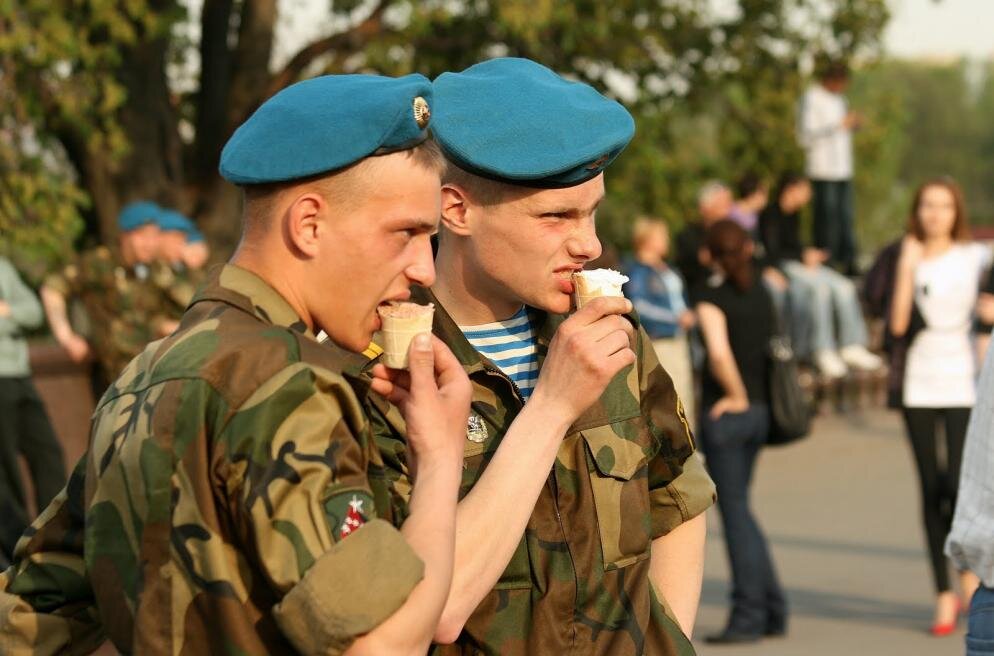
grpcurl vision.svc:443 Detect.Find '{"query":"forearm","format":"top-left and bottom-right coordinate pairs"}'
top-left (708, 351), bottom-right (747, 401)
top-left (889, 261), bottom-right (915, 337)
top-left (346, 457), bottom-right (462, 654)
top-left (649, 513), bottom-right (706, 636)
top-left (436, 397), bottom-right (571, 637)
top-left (40, 286), bottom-right (75, 343)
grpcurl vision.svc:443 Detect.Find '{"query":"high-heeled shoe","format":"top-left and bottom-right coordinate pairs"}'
top-left (930, 598), bottom-right (961, 636)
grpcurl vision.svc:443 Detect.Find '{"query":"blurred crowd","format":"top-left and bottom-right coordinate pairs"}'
top-left (0, 201), bottom-right (208, 566)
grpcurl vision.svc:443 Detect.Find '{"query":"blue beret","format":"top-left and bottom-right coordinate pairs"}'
top-left (118, 201), bottom-right (162, 232)
top-left (220, 73), bottom-right (433, 184)
top-left (432, 58), bottom-right (635, 188)
top-left (157, 210), bottom-right (196, 235)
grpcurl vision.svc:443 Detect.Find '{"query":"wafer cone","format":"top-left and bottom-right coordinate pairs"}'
top-left (573, 269), bottom-right (629, 309)
top-left (376, 302), bottom-right (435, 369)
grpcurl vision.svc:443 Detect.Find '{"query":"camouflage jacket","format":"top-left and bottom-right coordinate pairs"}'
top-left (363, 286), bottom-right (716, 656)
top-left (44, 247), bottom-right (187, 379)
top-left (0, 265), bottom-right (424, 655)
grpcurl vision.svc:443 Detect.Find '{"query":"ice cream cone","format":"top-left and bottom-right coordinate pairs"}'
top-left (573, 269), bottom-right (629, 309)
top-left (376, 302), bottom-right (435, 369)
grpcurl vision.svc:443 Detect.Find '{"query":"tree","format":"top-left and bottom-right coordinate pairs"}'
top-left (1, 0), bottom-right (889, 267)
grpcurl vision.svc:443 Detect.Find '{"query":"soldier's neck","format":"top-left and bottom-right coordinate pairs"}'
top-left (433, 245), bottom-right (523, 326)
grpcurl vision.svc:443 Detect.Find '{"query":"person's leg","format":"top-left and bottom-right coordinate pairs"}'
top-left (784, 274), bottom-right (817, 361)
top-left (811, 180), bottom-right (833, 254)
top-left (942, 407), bottom-right (972, 574)
top-left (838, 179), bottom-right (858, 274)
top-left (0, 379), bottom-right (32, 560)
top-left (15, 377), bottom-right (67, 509)
top-left (966, 584), bottom-right (994, 656)
top-left (750, 404), bottom-right (788, 633)
top-left (701, 407), bottom-right (771, 637)
top-left (902, 407), bottom-right (951, 593)
top-left (784, 261), bottom-right (846, 379)
top-left (819, 266), bottom-right (868, 347)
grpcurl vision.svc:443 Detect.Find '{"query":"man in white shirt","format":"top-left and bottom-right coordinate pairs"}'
top-left (797, 61), bottom-right (861, 275)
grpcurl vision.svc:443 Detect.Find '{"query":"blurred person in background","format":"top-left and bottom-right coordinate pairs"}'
top-left (728, 173), bottom-right (768, 237)
top-left (798, 60), bottom-right (861, 275)
top-left (695, 220), bottom-right (787, 644)
top-left (40, 201), bottom-right (179, 383)
top-left (624, 217), bottom-right (697, 432)
top-left (0, 256), bottom-right (66, 567)
top-left (946, 326), bottom-right (994, 656)
top-left (890, 177), bottom-right (986, 636)
top-left (945, 322), bottom-right (994, 656)
top-left (676, 181), bottom-right (734, 301)
top-left (758, 172), bottom-right (881, 378)
top-left (155, 209), bottom-right (206, 309)
top-left (182, 229), bottom-right (210, 270)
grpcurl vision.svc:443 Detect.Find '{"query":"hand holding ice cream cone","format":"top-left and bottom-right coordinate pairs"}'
top-left (376, 301), bottom-right (435, 369)
top-left (572, 268), bottom-right (629, 310)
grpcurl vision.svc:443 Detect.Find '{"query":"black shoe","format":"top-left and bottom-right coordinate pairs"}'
top-left (704, 630), bottom-right (763, 644)
top-left (765, 617), bottom-right (787, 637)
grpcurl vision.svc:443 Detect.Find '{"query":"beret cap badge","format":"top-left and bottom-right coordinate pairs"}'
top-left (413, 96), bottom-right (431, 129)
top-left (585, 154), bottom-right (610, 170)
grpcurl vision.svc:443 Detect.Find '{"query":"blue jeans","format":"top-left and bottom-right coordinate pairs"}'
top-left (782, 260), bottom-right (868, 354)
top-left (968, 585), bottom-right (994, 656)
top-left (811, 178), bottom-right (856, 273)
top-left (700, 404), bottom-right (787, 633)
top-left (765, 278), bottom-right (815, 361)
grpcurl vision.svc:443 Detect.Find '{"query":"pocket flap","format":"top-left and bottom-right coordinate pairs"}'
top-left (581, 417), bottom-right (652, 480)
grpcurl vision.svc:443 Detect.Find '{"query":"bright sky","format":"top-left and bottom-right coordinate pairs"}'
top-left (885, 0), bottom-right (994, 60)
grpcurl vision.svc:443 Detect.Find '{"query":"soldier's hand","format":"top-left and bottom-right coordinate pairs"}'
top-left (530, 296), bottom-right (636, 423)
top-left (370, 333), bottom-right (471, 464)
top-left (63, 333), bottom-right (91, 363)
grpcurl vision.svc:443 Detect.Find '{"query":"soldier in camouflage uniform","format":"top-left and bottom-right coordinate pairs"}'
top-left (1, 74), bottom-right (471, 654)
top-left (364, 58), bottom-right (716, 655)
top-left (154, 209), bottom-right (206, 309)
top-left (40, 201), bottom-right (184, 381)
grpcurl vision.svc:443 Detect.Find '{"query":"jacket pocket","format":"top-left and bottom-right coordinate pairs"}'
top-left (582, 417), bottom-right (656, 570)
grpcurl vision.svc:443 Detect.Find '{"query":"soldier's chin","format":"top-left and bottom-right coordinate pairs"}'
top-left (538, 290), bottom-right (571, 315)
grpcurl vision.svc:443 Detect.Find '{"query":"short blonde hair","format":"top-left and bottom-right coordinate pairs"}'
top-left (631, 216), bottom-right (668, 251)
top-left (242, 139), bottom-right (444, 232)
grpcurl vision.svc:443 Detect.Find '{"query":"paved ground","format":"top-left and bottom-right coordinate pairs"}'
top-left (693, 408), bottom-right (968, 656)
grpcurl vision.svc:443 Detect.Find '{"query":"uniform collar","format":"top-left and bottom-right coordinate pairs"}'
top-left (191, 264), bottom-right (314, 339)
top-left (408, 286), bottom-right (561, 374)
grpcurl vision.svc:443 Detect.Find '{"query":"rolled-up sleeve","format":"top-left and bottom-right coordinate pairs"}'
top-left (637, 324), bottom-right (715, 536)
top-left (272, 519), bottom-right (423, 655)
top-left (220, 363), bottom-right (423, 653)
top-left (649, 453), bottom-right (716, 539)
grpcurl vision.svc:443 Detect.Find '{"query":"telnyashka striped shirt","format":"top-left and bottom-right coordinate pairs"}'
top-left (461, 306), bottom-right (539, 400)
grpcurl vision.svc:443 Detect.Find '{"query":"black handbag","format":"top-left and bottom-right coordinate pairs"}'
top-left (766, 302), bottom-right (812, 446)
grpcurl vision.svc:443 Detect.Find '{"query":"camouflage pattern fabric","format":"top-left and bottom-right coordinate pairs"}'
top-left (0, 264), bottom-right (424, 655)
top-left (362, 286), bottom-right (716, 656)
top-left (151, 261), bottom-right (207, 311)
top-left (43, 247), bottom-right (187, 379)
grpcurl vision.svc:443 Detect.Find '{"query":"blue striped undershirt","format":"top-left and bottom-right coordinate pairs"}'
top-left (460, 306), bottom-right (539, 401)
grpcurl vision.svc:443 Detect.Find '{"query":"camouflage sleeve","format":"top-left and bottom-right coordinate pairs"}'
top-left (648, 453), bottom-right (716, 538)
top-left (219, 363), bottom-right (424, 655)
top-left (42, 265), bottom-right (74, 298)
top-left (0, 459), bottom-right (106, 655)
top-left (636, 324), bottom-right (715, 538)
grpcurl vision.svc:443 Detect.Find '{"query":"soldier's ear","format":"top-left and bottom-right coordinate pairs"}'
top-left (284, 192), bottom-right (323, 258)
top-left (440, 183), bottom-right (472, 237)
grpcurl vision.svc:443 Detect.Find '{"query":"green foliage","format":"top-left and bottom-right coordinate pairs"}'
top-left (848, 59), bottom-right (994, 250)
top-left (0, 0), bottom-right (181, 267)
top-left (2, 0), bottom-right (892, 267)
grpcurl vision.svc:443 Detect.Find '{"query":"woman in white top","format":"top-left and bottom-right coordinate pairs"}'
top-left (891, 177), bottom-right (986, 635)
